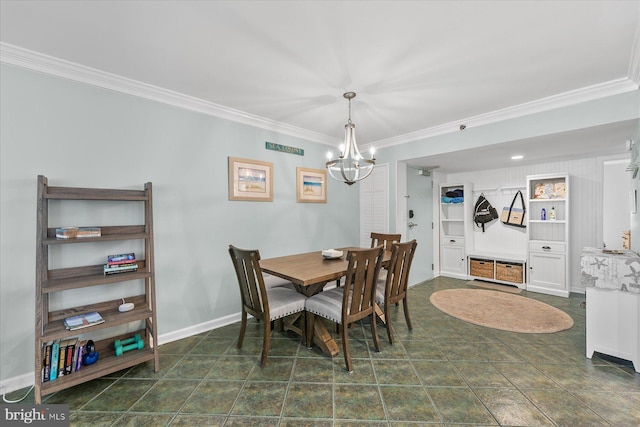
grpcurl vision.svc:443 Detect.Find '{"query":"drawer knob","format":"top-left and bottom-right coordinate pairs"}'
top-left (450, 239), bottom-right (456, 243)
top-left (542, 246), bottom-right (551, 250)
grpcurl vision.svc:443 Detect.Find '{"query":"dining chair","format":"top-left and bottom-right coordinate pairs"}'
top-left (375, 239), bottom-right (418, 344)
top-left (370, 232), bottom-right (401, 251)
top-left (305, 246), bottom-right (384, 372)
top-left (228, 245), bottom-right (307, 367)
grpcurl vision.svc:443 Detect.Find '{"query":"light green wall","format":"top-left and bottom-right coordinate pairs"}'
top-left (0, 64), bottom-right (360, 384)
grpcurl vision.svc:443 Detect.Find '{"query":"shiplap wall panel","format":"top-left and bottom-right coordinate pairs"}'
top-left (446, 156), bottom-right (607, 293)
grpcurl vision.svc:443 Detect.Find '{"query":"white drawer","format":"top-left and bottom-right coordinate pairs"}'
top-left (529, 241), bottom-right (566, 253)
top-left (441, 237), bottom-right (464, 247)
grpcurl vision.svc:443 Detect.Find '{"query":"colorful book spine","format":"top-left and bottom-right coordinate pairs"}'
top-left (107, 253), bottom-right (136, 265)
top-left (42, 342), bottom-right (52, 382)
top-left (49, 340), bottom-right (60, 381)
top-left (104, 263), bottom-right (138, 275)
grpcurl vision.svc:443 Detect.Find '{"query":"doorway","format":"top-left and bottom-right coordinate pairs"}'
top-left (406, 166), bottom-right (434, 284)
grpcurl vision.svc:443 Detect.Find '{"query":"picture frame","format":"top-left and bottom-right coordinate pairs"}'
top-left (296, 167), bottom-right (327, 203)
top-left (228, 157), bottom-right (273, 201)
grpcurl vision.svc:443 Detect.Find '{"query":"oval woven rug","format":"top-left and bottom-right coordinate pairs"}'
top-left (430, 289), bottom-right (574, 333)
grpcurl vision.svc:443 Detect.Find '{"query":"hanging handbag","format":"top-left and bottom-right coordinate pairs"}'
top-left (500, 190), bottom-right (526, 228)
top-left (473, 193), bottom-right (499, 232)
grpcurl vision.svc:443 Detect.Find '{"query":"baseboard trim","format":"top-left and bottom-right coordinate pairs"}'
top-left (0, 311), bottom-right (243, 396)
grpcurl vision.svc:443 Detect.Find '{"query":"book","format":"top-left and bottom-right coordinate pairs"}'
top-left (63, 312), bottom-right (105, 330)
top-left (76, 227), bottom-right (101, 238)
top-left (49, 340), bottom-right (60, 381)
top-left (65, 338), bottom-right (77, 375)
top-left (107, 253), bottom-right (136, 265)
top-left (42, 341), bottom-right (53, 382)
top-left (55, 227), bottom-right (78, 239)
top-left (57, 340), bottom-right (68, 377)
top-left (74, 340), bottom-right (86, 372)
top-left (104, 263), bottom-right (138, 275)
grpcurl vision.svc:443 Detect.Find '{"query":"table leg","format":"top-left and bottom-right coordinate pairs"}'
top-left (312, 319), bottom-right (339, 357)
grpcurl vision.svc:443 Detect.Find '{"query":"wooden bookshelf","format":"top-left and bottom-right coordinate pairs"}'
top-left (34, 175), bottom-right (159, 404)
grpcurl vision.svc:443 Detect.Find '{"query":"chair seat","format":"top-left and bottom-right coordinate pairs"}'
top-left (263, 274), bottom-right (296, 290)
top-left (266, 286), bottom-right (307, 320)
top-left (305, 287), bottom-right (347, 324)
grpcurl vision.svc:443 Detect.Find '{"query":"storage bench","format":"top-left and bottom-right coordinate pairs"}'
top-left (467, 252), bottom-right (526, 287)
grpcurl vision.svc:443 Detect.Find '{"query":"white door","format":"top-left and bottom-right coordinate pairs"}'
top-left (406, 167), bottom-right (434, 283)
top-left (360, 164), bottom-right (389, 248)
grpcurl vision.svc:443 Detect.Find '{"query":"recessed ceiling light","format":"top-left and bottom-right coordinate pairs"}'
top-left (511, 155), bottom-right (524, 160)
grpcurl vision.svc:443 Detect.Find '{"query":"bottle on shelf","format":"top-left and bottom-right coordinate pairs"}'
top-left (541, 208), bottom-right (546, 220)
top-left (549, 206), bottom-right (556, 220)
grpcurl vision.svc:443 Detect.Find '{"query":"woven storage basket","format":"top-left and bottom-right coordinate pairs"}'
top-left (496, 262), bottom-right (523, 284)
top-left (470, 258), bottom-right (493, 279)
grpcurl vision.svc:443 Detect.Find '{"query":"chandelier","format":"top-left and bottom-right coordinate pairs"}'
top-left (326, 92), bottom-right (375, 185)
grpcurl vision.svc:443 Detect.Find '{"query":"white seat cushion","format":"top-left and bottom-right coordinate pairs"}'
top-left (263, 274), bottom-right (296, 290)
top-left (305, 287), bottom-right (346, 324)
top-left (266, 286), bottom-right (307, 320)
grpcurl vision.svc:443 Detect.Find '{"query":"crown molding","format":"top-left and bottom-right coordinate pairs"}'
top-left (0, 43), bottom-right (338, 146)
top-left (367, 77), bottom-right (639, 150)
top-left (2, 42), bottom-right (635, 151)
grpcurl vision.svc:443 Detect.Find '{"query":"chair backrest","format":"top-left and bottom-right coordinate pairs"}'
top-left (384, 240), bottom-right (418, 304)
top-left (370, 232), bottom-right (402, 252)
top-left (228, 245), bottom-right (269, 322)
top-left (343, 246), bottom-right (384, 323)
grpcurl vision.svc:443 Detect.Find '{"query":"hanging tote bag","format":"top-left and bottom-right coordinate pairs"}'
top-left (500, 190), bottom-right (526, 228)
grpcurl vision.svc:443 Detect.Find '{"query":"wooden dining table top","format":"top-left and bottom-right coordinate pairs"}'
top-left (260, 246), bottom-right (390, 287)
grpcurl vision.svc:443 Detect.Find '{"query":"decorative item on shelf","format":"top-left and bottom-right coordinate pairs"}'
top-left (82, 340), bottom-right (99, 366)
top-left (114, 334), bottom-right (144, 356)
top-left (326, 92), bottom-right (375, 186)
top-left (63, 312), bottom-right (105, 330)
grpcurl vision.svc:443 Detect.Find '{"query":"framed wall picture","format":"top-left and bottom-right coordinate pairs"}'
top-left (228, 157), bottom-right (273, 201)
top-left (296, 167), bottom-right (327, 203)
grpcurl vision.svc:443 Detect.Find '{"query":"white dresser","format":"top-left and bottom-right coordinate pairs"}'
top-left (581, 247), bottom-right (640, 373)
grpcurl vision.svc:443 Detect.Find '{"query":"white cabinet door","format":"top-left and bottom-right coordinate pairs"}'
top-left (528, 251), bottom-right (568, 297)
top-left (441, 244), bottom-right (466, 278)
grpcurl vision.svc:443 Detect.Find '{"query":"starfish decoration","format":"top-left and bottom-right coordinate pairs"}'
top-left (624, 264), bottom-right (640, 284)
top-left (590, 257), bottom-right (606, 269)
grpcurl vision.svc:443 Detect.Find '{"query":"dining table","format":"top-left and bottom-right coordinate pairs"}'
top-left (260, 246), bottom-right (391, 357)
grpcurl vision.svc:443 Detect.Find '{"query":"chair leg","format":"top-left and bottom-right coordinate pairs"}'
top-left (385, 304), bottom-right (394, 345)
top-left (370, 312), bottom-right (381, 353)
top-left (403, 297), bottom-right (413, 331)
top-left (340, 322), bottom-right (353, 373)
top-left (237, 310), bottom-right (247, 349)
top-left (261, 317), bottom-right (272, 368)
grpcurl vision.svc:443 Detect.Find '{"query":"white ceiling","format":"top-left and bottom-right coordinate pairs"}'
top-left (1, 1), bottom-right (639, 172)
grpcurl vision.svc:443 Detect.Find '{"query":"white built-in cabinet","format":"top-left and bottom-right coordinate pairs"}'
top-left (526, 173), bottom-right (570, 297)
top-left (439, 183), bottom-right (472, 279)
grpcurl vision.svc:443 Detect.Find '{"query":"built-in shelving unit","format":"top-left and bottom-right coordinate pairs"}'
top-left (34, 175), bottom-right (159, 403)
top-left (526, 173), bottom-right (570, 297)
top-left (439, 183), bottom-right (472, 279)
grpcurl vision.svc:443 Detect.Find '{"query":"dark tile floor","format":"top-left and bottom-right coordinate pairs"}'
top-left (4, 276), bottom-right (640, 426)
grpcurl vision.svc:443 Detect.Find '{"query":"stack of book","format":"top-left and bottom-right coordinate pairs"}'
top-left (103, 252), bottom-right (137, 275)
top-left (42, 338), bottom-right (87, 382)
top-left (55, 227), bottom-right (101, 239)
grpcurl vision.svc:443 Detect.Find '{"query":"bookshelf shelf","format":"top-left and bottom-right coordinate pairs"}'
top-left (34, 175), bottom-right (159, 404)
